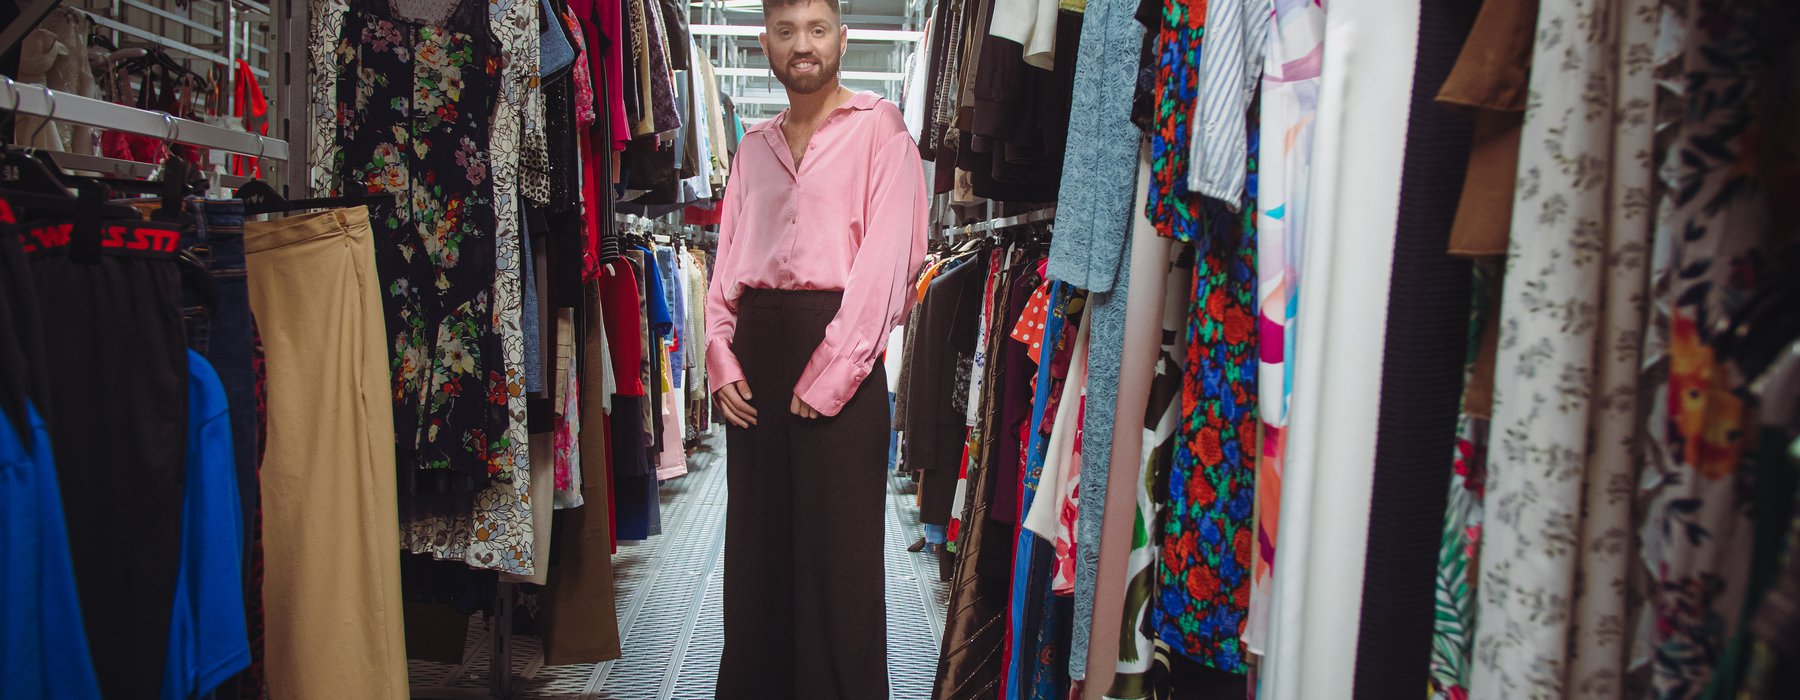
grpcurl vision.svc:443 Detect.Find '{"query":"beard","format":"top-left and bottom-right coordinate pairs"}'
top-left (771, 53), bottom-right (840, 95)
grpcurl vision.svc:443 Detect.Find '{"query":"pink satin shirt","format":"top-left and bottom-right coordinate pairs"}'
top-left (704, 90), bottom-right (929, 417)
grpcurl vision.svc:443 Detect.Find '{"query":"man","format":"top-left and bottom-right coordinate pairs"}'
top-left (703, 0), bottom-right (928, 697)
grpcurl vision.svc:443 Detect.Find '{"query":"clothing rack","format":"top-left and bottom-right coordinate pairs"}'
top-left (617, 212), bottom-right (706, 243)
top-left (0, 79), bottom-right (289, 160)
top-left (411, 583), bottom-right (523, 700)
top-left (48, 148), bottom-right (255, 189)
top-left (79, 8), bottom-right (272, 79)
top-left (941, 205), bottom-right (1056, 243)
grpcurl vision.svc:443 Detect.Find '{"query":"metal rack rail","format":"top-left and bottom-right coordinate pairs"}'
top-left (0, 79), bottom-right (288, 160)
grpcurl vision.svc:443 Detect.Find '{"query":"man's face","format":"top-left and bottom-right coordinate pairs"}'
top-left (761, 1), bottom-right (846, 96)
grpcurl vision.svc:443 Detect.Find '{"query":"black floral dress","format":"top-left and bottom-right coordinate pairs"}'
top-left (333, 0), bottom-right (510, 490)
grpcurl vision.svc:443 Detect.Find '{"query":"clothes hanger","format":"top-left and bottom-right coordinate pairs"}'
top-left (118, 48), bottom-right (209, 93)
top-left (0, 77), bottom-right (79, 205)
top-left (234, 137), bottom-right (396, 215)
top-left (137, 113), bottom-right (198, 225)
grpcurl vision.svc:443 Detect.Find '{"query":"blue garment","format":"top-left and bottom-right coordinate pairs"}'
top-left (1046, 0), bottom-right (1144, 295)
top-left (638, 246), bottom-right (674, 338)
top-left (1071, 279), bottom-right (1131, 680)
top-left (1, 403), bottom-right (103, 700)
top-left (179, 198), bottom-right (259, 553)
top-left (1009, 282), bottom-right (1073, 698)
top-left (524, 215), bottom-right (544, 394)
top-left (1042, 3), bottom-right (1146, 673)
top-left (161, 352), bottom-right (249, 700)
top-left (888, 393), bottom-right (900, 471)
top-left (656, 246), bottom-right (686, 387)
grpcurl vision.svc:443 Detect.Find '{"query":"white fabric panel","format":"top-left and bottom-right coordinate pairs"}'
top-left (1259, 2), bottom-right (1419, 699)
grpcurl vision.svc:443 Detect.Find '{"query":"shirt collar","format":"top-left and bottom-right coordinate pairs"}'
top-left (753, 90), bottom-right (882, 135)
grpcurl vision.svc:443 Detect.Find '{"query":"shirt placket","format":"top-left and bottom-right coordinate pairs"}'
top-left (776, 109), bottom-right (845, 287)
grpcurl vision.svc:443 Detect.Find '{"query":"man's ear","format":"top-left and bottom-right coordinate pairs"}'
top-left (839, 25), bottom-right (849, 57)
top-left (758, 31), bottom-right (770, 55)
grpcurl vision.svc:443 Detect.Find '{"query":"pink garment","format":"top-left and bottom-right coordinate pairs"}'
top-left (553, 371), bottom-right (580, 501)
top-left (704, 91), bottom-right (928, 416)
top-left (1051, 399), bottom-right (1085, 596)
top-left (656, 366), bottom-right (688, 480)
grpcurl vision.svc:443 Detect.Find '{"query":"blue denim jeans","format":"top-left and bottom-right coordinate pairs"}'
top-left (179, 198), bottom-right (259, 539)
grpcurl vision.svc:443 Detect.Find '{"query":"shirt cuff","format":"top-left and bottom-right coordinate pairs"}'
top-left (793, 339), bottom-right (869, 418)
top-left (706, 338), bottom-right (745, 395)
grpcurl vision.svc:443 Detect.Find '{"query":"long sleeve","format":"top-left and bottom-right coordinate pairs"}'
top-left (704, 167), bottom-right (747, 393)
top-left (1185, 0), bottom-right (1270, 207)
top-left (792, 132), bottom-right (929, 416)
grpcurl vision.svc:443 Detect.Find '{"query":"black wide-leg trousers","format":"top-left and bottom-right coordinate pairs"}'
top-left (717, 289), bottom-right (890, 700)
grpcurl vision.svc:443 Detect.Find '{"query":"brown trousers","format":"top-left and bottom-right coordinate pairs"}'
top-left (715, 290), bottom-right (891, 700)
top-left (537, 283), bottom-right (624, 664)
top-left (246, 207), bottom-right (409, 699)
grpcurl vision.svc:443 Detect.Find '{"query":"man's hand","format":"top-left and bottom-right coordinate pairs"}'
top-left (715, 381), bottom-right (758, 428)
top-left (791, 394), bottom-right (821, 419)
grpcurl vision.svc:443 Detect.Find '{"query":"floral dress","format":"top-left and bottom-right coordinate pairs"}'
top-left (1153, 164), bottom-right (1259, 674)
top-left (334, 0), bottom-right (509, 489)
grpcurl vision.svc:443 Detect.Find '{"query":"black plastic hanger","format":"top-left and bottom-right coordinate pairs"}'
top-left (235, 178), bottom-right (396, 216)
top-left (0, 79), bottom-right (78, 213)
top-left (227, 136), bottom-right (392, 215)
top-left (149, 154), bottom-right (195, 225)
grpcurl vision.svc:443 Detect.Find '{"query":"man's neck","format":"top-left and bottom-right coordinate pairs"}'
top-left (785, 82), bottom-right (854, 125)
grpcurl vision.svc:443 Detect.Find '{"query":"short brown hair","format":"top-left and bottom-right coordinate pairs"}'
top-left (760, 0), bottom-right (840, 16)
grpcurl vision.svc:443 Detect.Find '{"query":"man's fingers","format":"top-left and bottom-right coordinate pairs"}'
top-left (724, 391), bottom-right (758, 424)
top-left (715, 384), bottom-right (758, 428)
top-left (726, 384), bottom-right (758, 419)
top-left (718, 402), bottom-right (751, 429)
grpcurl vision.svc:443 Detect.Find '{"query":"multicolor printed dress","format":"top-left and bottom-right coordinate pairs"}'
top-left (1146, 0), bottom-right (1208, 242)
top-left (333, 0), bottom-right (510, 489)
top-left (1153, 156), bottom-right (1258, 673)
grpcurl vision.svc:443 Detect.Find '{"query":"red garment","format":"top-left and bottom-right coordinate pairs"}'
top-left (570, 0), bottom-right (629, 151)
top-left (597, 259), bottom-right (646, 397)
top-left (599, 0), bottom-right (628, 151)
top-left (232, 59), bottom-right (269, 178)
top-left (101, 130), bottom-right (169, 164)
top-left (683, 202), bottom-right (722, 226)
top-left (563, 9), bottom-right (597, 126)
top-left (580, 130), bottom-right (604, 279)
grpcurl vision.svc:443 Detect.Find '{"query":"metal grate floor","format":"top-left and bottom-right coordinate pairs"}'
top-left (408, 432), bottom-right (950, 699)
